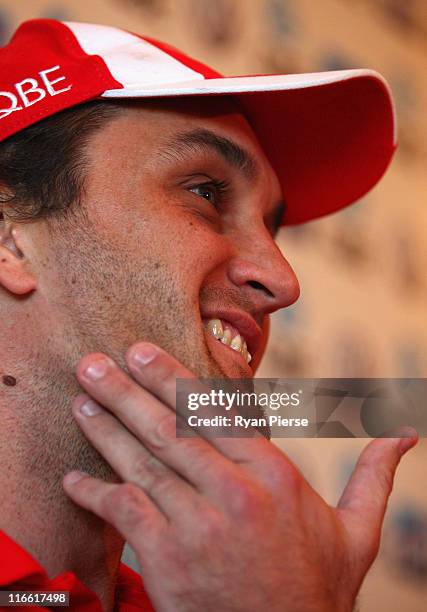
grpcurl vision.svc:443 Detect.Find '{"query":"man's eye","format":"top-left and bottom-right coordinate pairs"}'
top-left (190, 184), bottom-right (216, 202)
top-left (188, 180), bottom-right (230, 207)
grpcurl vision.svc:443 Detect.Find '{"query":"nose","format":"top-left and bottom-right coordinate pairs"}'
top-left (227, 231), bottom-right (300, 316)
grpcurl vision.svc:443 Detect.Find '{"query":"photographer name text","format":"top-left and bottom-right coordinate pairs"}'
top-left (187, 415), bottom-right (309, 429)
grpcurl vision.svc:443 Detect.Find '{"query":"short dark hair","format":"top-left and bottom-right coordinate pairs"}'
top-left (0, 100), bottom-right (123, 223)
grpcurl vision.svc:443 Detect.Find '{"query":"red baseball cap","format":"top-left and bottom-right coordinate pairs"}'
top-left (0, 19), bottom-right (396, 225)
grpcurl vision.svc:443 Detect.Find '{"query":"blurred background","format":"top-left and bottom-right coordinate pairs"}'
top-left (1, 0), bottom-right (426, 609)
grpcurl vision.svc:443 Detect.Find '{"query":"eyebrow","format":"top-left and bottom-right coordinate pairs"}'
top-left (158, 128), bottom-right (259, 181)
top-left (158, 127), bottom-right (286, 234)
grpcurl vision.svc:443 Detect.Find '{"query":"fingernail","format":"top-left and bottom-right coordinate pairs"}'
top-left (398, 426), bottom-right (418, 454)
top-left (131, 344), bottom-right (158, 367)
top-left (64, 470), bottom-right (88, 485)
top-left (79, 398), bottom-right (103, 417)
top-left (83, 357), bottom-right (111, 380)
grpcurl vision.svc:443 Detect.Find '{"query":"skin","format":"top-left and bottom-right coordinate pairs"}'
top-left (0, 97), bottom-right (417, 611)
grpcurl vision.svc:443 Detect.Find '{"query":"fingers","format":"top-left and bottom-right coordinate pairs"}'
top-left (75, 350), bottom-right (241, 499)
top-left (62, 471), bottom-right (166, 551)
top-left (125, 342), bottom-right (194, 408)
top-left (71, 394), bottom-right (201, 519)
top-left (74, 342), bottom-right (292, 503)
top-left (337, 430), bottom-right (418, 557)
top-left (125, 342), bottom-right (275, 466)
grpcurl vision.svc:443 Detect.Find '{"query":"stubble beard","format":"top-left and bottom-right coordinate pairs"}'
top-left (24, 217), bottom-right (230, 492)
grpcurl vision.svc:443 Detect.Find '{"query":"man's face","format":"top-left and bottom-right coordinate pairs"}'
top-left (29, 97), bottom-right (300, 381)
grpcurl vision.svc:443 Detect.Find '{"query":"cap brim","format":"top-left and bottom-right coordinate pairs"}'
top-left (102, 70), bottom-right (396, 225)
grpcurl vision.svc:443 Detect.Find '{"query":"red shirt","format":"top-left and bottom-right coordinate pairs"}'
top-left (0, 530), bottom-right (155, 611)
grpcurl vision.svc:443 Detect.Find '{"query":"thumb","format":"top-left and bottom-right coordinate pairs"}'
top-left (337, 428), bottom-right (418, 557)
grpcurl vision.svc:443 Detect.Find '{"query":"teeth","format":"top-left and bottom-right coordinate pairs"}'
top-left (242, 340), bottom-right (248, 362)
top-left (230, 334), bottom-right (242, 352)
top-left (205, 319), bottom-right (252, 364)
top-left (206, 318), bottom-right (223, 339)
top-left (221, 329), bottom-right (232, 345)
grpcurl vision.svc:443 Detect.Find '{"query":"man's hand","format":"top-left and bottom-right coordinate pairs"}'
top-left (63, 342), bottom-right (417, 612)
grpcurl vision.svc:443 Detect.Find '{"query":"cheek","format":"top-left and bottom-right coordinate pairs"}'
top-left (84, 182), bottom-right (233, 294)
top-left (149, 209), bottom-right (232, 285)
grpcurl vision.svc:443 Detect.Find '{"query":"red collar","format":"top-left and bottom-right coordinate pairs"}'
top-left (0, 530), bottom-right (154, 611)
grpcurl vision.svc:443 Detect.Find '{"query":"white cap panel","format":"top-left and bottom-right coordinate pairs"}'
top-left (64, 21), bottom-right (205, 88)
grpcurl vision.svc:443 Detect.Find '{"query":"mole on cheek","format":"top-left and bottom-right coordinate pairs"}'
top-left (2, 375), bottom-right (17, 386)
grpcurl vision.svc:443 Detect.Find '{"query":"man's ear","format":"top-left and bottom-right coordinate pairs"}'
top-left (0, 212), bottom-right (36, 295)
